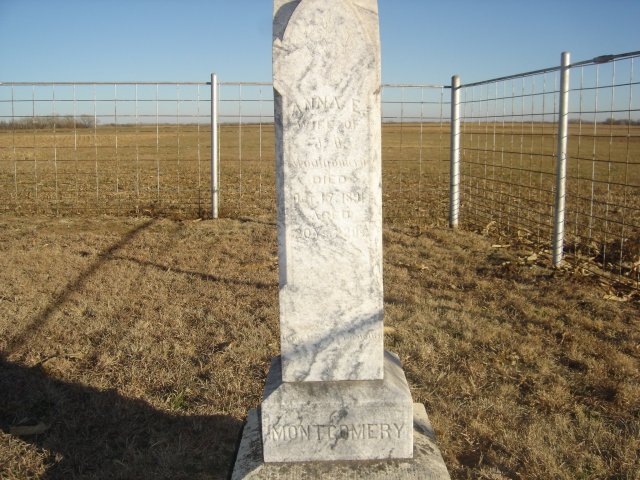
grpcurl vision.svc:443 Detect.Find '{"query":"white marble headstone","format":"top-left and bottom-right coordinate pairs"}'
top-left (273, 0), bottom-right (383, 382)
top-left (230, 0), bottom-right (434, 468)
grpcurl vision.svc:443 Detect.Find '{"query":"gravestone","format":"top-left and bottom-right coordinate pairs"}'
top-left (232, 0), bottom-right (450, 477)
top-left (273, 0), bottom-right (384, 383)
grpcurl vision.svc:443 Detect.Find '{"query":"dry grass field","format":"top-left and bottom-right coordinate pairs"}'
top-left (0, 123), bottom-right (638, 479)
top-left (0, 123), bottom-right (452, 222)
top-left (0, 215), bottom-right (638, 479)
top-left (457, 123), bottom-right (640, 287)
top-left (0, 123), bottom-right (636, 234)
top-left (2, 123), bottom-right (637, 285)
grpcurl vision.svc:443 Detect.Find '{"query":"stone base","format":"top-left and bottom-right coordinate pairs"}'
top-left (261, 351), bottom-right (413, 462)
top-left (231, 403), bottom-right (451, 479)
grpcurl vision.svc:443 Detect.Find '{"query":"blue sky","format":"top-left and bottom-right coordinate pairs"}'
top-left (1, 0), bottom-right (638, 85)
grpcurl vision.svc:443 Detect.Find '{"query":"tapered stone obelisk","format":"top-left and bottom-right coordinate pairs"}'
top-left (260, 0), bottom-right (413, 462)
top-left (231, 1), bottom-right (451, 476)
top-left (274, 0), bottom-right (384, 383)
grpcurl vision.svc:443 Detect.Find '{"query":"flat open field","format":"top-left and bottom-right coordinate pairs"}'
top-left (0, 123), bottom-right (450, 218)
top-left (0, 123), bottom-right (638, 478)
top-left (2, 122), bottom-right (637, 283)
top-left (0, 122), bottom-right (637, 225)
top-left (0, 215), bottom-right (638, 479)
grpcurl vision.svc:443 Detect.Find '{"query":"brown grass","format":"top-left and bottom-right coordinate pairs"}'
top-left (1, 123), bottom-right (637, 271)
top-left (456, 123), bottom-right (640, 287)
top-left (0, 122), bottom-right (636, 232)
top-left (1, 215), bottom-right (638, 479)
top-left (0, 123), bottom-right (452, 222)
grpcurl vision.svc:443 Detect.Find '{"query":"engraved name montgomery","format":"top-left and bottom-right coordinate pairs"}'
top-left (264, 422), bottom-right (405, 442)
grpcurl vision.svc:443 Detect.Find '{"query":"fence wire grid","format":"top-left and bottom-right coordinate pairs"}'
top-left (214, 82), bottom-right (451, 226)
top-left (1, 50), bottom-right (638, 288)
top-left (0, 82), bottom-right (450, 226)
top-left (456, 51), bottom-right (639, 288)
top-left (0, 82), bottom-right (213, 217)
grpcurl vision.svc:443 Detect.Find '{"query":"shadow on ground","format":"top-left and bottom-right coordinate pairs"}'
top-left (4, 220), bottom-right (157, 354)
top-left (0, 355), bottom-right (242, 479)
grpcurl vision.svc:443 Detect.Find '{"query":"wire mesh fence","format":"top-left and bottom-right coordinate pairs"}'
top-left (456, 51), bottom-right (640, 288)
top-left (216, 82), bottom-right (275, 219)
top-left (0, 82), bottom-right (213, 217)
top-left (457, 67), bottom-right (562, 246)
top-left (215, 83), bottom-right (451, 226)
top-left (1, 50), bottom-right (638, 288)
top-left (565, 53), bottom-right (639, 287)
top-left (0, 82), bottom-right (450, 226)
top-left (381, 84), bottom-right (450, 229)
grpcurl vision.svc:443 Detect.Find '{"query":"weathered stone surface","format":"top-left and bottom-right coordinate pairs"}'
top-left (232, 403), bottom-right (451, 479)
top-left (273, 0), bottom-right (384, 382)
top-left (260, 351), bottom-right (413, 462)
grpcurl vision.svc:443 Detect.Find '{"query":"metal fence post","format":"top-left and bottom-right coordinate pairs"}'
top-left (450, 75), bottom-right (461, 228)
top-left (211, 73), bottom-right (219, 219)
top-left (552, 52), bottom-right (571, 266)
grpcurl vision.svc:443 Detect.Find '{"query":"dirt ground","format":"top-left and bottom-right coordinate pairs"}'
top-left (0, 215), bottom-right (638, 479)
